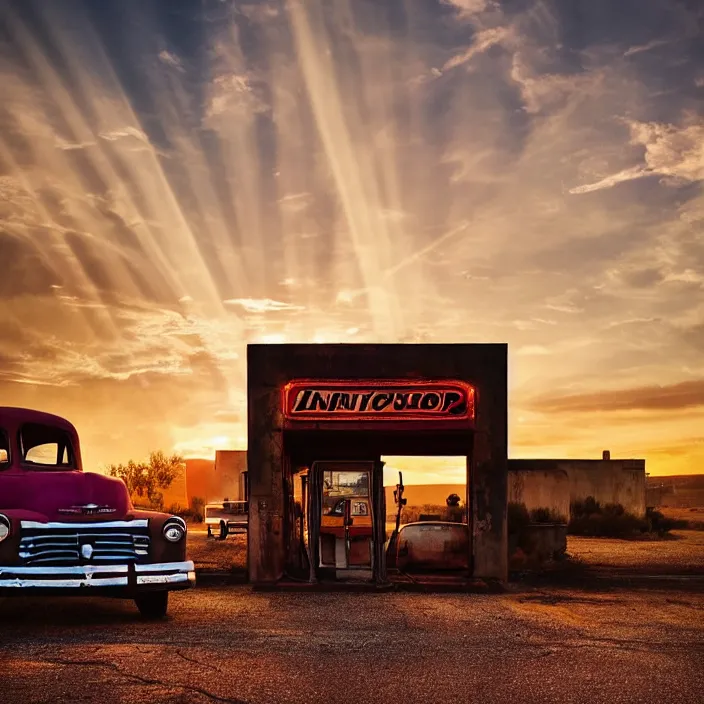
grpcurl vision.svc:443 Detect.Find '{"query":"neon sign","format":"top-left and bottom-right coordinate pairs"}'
top-left (283, 380), bottom-right (475, 422)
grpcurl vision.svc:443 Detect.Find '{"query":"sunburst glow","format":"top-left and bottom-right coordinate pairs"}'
top-left (1, 0), bottom-right (702, 478)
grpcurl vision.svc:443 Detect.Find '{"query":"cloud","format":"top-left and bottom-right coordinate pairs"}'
top-left (442, 27), bottom-right (510, 72)
top-left (1, 0), bottom-right (702, 475)
top-left (98, 127), bottom-right (150, 143)
top-left (530, 380), bottom-right (704, 414)
top-left (55, 137), bottom-right (97, 151)
top-left (205, 71), bottom-right (269, 119)
top-left (223, 298), bottom-right (305, 313)
top-left (570, 119), bottom-right (704, 194)
top-left (623, 39), bottom-right (669, 58)
top-left (569, 166), bottom-right (650, 195)
top-left (440, 0), bottom-right (489, 18)
top-left (158, 50), bottom-right (184, 71)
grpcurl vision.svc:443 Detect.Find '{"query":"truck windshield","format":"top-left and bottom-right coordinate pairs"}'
top-left (0, 429), bottom-right (9, 468)
top-left (19, 423), bottom-right (75, 468)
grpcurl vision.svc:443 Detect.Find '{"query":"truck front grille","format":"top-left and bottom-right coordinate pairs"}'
top-left (19, 520), bottom-right (150, 567)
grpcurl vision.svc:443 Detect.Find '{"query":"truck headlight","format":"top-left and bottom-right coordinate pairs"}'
top-left (0, 515), bottom-right (10, 543)
top-left (163, 517), bottom-right (186, 543)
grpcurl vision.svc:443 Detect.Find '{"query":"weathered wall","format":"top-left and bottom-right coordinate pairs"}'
top-left (247, 343), bottom-right (508, 585)
top-left (508, 459), bottom-right (646, 517)
top-left (508, 468), bottom-right (570, 520)
top-left (185, 452), bottom-right (246, 504)
top-left (214, 450), bottom-right (248, 501)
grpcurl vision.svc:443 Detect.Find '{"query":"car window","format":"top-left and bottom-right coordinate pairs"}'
top-left (20, 423), bottom-right (75, 468)
top-left (0, 429), bottom-right (9, 467)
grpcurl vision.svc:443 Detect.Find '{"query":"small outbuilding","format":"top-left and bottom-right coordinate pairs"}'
top-left (246, 343), bottom-right (508, 587)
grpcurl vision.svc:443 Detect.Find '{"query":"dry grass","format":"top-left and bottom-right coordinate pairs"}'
top-left (658, 506), bottom-right (704, 530)
top-left (186, 527), bottom-right (247, 573)
top-left (567, 529), bottom-right (704, 575)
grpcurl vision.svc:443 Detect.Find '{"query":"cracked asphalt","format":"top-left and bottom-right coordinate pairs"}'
top-left (1, 583), bottom-right (702, 704)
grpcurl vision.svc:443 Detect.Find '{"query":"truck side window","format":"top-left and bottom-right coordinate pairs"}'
top-left (20, 423), bottom-right (74, 467)
top-left (0, 429), bottom-right (9, 466)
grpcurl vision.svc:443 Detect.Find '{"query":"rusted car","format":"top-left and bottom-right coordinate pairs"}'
top-left (392, 521), bottom-right (469, 572)
top-left (0, 407), bottom-right (195, 618)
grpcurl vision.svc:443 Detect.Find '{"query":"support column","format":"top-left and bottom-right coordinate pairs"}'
top-left (372, 459), bottom-right (388, 585)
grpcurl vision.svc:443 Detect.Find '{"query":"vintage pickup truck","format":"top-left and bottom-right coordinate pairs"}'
top-left (0, 407), bottom-right (195, 618)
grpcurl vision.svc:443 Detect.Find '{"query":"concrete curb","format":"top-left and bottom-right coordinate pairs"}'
top-left (194, 571), bottom-right (504, 593)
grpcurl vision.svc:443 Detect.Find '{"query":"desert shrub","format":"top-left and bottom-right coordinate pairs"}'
top-left (508, 502), bottom-right (531, 534)
top-left (645, 507), bottom-right (687, 534)
top-left (568, 496), bottom-right (651, 537)
top-left (191, 496), bottom-right (205, 523)
top-left (570, 496), bottom-right (601, 519)
top-left (529, 507), bottom-right (566, 524)
top-left (406, 504), bottom-right (445, 522)
top-left (602, 503), bottom-right (625, 518)
top-left (165, 498), bottom-right (205, 523)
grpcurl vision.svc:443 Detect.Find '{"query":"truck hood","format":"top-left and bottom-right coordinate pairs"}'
top-left (0, 470), bottom-right (132, 522)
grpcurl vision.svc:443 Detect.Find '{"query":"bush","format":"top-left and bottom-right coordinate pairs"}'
top-left (568, 496), bottom-right (655, 538)
top-left (191, 496), bottom-right (205, 523)
top-left (529, 507), bottom-right (566, 524)
top-left (508, 502), bottom-right (531, 534)
top-left (645, 507), bottom-right (687, 535)
top-left (571, 496), bottom-right (602, 519)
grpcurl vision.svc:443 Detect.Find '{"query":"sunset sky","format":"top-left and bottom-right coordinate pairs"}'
top-left (1, 0), bottom-right (702, 481)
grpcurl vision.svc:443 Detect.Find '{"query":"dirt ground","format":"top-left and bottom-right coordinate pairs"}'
top-left (186, 524), bottom-right (704, 577)
top-left (187, 526), bottom-right (247, 573)
top-left (566, 530), bottom-right (704, 575)
top-left (660, 506), bottom-right (704, 528)
top-left (2, 584), bottom-right (702, 704)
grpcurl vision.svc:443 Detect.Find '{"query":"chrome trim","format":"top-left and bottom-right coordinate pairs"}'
top-left (19, 524), bottom-right (151, 567)
top-left (21, 520), bottom-right (149, 530)
top-left (0, 560), bottom-right (195, 589)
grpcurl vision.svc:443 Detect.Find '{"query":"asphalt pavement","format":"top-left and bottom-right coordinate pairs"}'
top-left (1, 582), bottom-right (702, 704)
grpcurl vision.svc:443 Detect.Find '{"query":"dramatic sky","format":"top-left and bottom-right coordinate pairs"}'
top-left (1, 0), bottom-right (702, 481)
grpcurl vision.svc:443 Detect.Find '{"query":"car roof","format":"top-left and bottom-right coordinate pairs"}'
top-left (0, 406), bottom-right (78, 433)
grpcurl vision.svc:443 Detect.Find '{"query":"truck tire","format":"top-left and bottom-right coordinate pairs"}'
top-left (135, 591), bottom-right (169, 620)
top-left (219, 520), bottom-right (228, 541)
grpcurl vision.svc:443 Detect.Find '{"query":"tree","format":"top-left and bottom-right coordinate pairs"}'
top-left (109, 450), bottom-right (184, 510)
top-left (446, 493), bottom-right (461, 507)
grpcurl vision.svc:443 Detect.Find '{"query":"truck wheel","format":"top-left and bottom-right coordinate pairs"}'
top-left (135, 591), bottom-right (169, 620)
top-left (219, 520), bottom-right (228, 541)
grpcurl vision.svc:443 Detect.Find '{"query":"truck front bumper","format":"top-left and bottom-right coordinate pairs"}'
top-left (0, 561), bottom-right (196, 592)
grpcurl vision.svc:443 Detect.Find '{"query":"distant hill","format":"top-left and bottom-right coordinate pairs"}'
top-left (647, 474), bottom-right (704, 508)
top-left (384, 484), bottom-right (466, 509)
